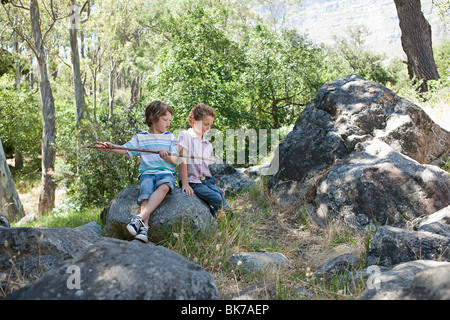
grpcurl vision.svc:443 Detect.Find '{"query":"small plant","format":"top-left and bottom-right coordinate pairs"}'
top-left (442, 156), bottom-right (450, 173)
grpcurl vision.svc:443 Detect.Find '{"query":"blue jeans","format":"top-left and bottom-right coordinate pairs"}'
top-left (190, 177), bottom-right (233, 217)
top-left (138, 173), bottom-right (175, 205)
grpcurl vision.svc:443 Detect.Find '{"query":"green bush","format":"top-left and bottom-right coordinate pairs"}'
top-left (0, 74), bottom-right (41, 167)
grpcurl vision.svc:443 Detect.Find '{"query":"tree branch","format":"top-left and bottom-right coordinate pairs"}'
top-left (8, 0), bottom-right (30, 10)
top-left (1, 2), bottom-right (39, 59)
top-left (79, 0), bottom-right (90, 23)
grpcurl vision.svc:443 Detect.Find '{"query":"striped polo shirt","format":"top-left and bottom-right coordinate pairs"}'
top-left (123, 131), bottom-right (178, 178)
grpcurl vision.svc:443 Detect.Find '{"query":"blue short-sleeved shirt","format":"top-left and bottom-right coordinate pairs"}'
top-left (123, 131), bottom-right (178, 178)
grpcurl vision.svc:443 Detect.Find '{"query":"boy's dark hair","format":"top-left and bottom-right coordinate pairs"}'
top-left (144, 100), bottom-right (173, 127)
top-left (188, 103), bottom-right (216, 123)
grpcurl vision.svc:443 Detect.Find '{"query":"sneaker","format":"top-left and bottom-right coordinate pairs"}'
top-left (134, 226), bottom-right (148, 243)
top-left (127, 216), bottom-right (145, 237)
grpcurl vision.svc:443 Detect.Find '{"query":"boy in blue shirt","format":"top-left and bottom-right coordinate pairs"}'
top-left (95, 100), bottom-right (178, 242)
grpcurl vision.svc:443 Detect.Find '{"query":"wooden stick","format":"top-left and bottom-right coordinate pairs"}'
top-left (86, 145), bottom-right (216, 162)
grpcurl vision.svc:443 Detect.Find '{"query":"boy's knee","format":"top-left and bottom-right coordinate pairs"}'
top-left (209, 193), bottom-right (225, 207)
top-left (159, 183), bottom-right (170, 193)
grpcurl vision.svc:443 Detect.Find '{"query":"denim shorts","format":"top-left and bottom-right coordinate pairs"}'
top-left (138, 173), bottom-right (175, 205)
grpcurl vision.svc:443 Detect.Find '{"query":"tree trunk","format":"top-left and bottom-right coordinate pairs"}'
top-left (108, 60), bottom-right (116, 120)
top-left (70, 0), bottom-right (86, 124)
top-left (393, 0), bottom-right (440, 92)
top-left (30, 0), bottom-right (57, 213)
top-left (70, 27), bottom-right (86, 123)
top-left (0, 137), bottom-right (24, 221)
top-left (13, 14), bottom-right (21, 91)
top-left (13, 14), bottom-right (24, 172)
top-left (93, 67), bottom-right (97, 122)
top-left (131, 76), bottom-right (139, 104)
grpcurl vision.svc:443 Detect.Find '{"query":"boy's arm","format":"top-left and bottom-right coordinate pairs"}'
top-left (178, 146), bottom-right (194, 196)
top-left (94, 142), bottom-right (128, 155)
top-left (162, 133), bottom-right (181, 164)
top-left (159, 150), bottom-right (179, 164)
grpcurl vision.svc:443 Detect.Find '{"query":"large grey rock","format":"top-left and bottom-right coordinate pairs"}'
top-left (315, 253), bottom-right (361, 280)
top-left (411, 204), bottom-right (450, 231)
top-left (268, 74), bottom-right (450, 229)
top-left (409, 264), bottom-right (450, 300)
top-left (314, 138), bottom-right (450, 228)
top-left (367, 226), bottom-right (450, 267)
top-left (75, 221), bottom-right (103, 236)
top-left (356, 260), bottom-right (450, 300)
top-left (418, 222), bottom-right (450, 238)
top-left (209, 163), bottom-right (254, 196)
top-left (5, 238), bottom-right (219, 300)
top-left (102, 185), bottom-right (215, 242)
top-left (0, 226), bottom-right (102, 278)
top-left (228, 252), bottom-right (289, 272)
top-left (0, 212), bottom-right (10, 228)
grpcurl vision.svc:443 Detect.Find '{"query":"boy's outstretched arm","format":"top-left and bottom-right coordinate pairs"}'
top-left (94, 141), bottom-right (128, 155)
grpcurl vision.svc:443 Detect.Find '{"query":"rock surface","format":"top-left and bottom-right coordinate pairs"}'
top-left (0, 212), bottom-right (10, 228)
top-left (411, 204), bottom-right (450, 231)
top-left (5, 238), bottom-right (219, 300)
top-left (356, 260), bottom-right (450, 300)
top-left (315, 253), bottom-right (360, 280)
top-left (268, 74), bottom-right (450, 229)
top-left (102, 185), bottom-right (215, 242)
top-left (228, 252), bottom-right (290, 272)
top-left (315, 138), bottom-right (450, 229)
top-left (209, 163), bottom-right (255, 196)
top-left (356, 221), bottom-right (450, 299)
top-left (366, 226), bottom-right (450, 267)
top-left (0, 226), bottom-right (103, 278)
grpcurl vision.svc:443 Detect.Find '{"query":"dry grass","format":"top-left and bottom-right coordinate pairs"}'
top-left (204, 181), bottom-right (368, 300)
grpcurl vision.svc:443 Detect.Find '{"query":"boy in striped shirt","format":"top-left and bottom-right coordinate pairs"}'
top-left (95, 100), bottom-right (178, 242)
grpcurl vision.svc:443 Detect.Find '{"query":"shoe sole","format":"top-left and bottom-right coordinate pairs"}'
top-left (127, 224), bottom-right (138, 237)
top-left (135, 234), bottom-right (148, 243)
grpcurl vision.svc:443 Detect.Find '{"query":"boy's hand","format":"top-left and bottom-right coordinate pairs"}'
top-left (182, 184), bottom-right (194, 197)
top-left (95, 141), bottom-right (114, 150)
top-left (159, 150), bottom-right (170, 159)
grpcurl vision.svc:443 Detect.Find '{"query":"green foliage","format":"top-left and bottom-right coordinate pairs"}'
top-left (149, 7), bottom-right (325, 131)
top-left (389, 40), bottom-right (450, 104)
top-left (0, 74), bottom-right (41, 161)
top-left (12, 203), bottom-right (103, 229)
top-left (55, 102), bottom-right (145, 207)
top-left (435, 0), bottom-right (450, 24)
top-left (0, 50), bottom-right (14, 76)
top-left (149, 7), bottom-right (247, 131)
top-left (241, 25), bottom-right (324, 128)
top-left (435, 39), bottom-right (450, 81)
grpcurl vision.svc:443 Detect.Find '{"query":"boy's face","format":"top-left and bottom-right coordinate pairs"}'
top-left (192, 115), bottom-right (214, 137)
top-left (151, 112), bottom-right (172, 134)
